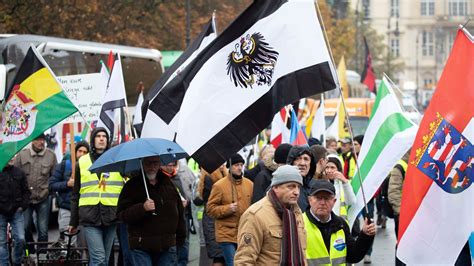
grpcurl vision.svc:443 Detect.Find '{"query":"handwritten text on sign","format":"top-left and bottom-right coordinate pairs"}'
top-left (58, 73), bottom-right (106, 123)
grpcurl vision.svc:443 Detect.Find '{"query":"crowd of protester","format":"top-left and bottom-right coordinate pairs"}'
top-left (7, 127), bottom-right (464, 265)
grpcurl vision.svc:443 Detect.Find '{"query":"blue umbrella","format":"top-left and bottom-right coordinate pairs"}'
top-left (89, 138), bottom-right (188, 174)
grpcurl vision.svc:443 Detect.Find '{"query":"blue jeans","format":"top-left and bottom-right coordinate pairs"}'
top-left (177, 237), bottom-right (189, 266)
top-left (83, 225), bottom-right (117, 266)
top-left (130, 246), bottom-right (177, 266)
top-left (117, 223), bottom-right (133, 266)
top-left (24, 197), bottom-right (50, 252)
top-left (219, 242), bottom-right (237, 266)
top-left (0, 211), bottom-right (25, 266)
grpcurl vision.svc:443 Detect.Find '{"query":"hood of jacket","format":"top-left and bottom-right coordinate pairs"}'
top-left (286, 145), bottom-right (316, 179)
top-left (89, 127), bottom-right (110, 158)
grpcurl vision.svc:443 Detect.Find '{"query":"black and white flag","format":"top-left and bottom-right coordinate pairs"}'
top-left (144, 0), bottom-right (338, 171)
top-left (141, 14), bottom-right (217, 139)
top-left (97, 54), bottom-right (127, 142)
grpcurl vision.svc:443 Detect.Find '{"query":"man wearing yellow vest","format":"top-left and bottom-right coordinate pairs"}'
top-left (69, 127), bottom-right (125, 266)
top-left (338, 137), bottom-right (356, 180)
top-left (304, 180), bottom-right (376, 265)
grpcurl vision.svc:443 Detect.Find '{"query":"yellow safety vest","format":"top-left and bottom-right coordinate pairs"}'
top-left (338, 181), bottom-right (348, 221)
top-left (339, 153), bottom-right (356, 179)
top-left (304, 213), bottom-right (347, 266)
top-left (187, 158), bottom-right (200, 176)
top-left (397, 160), bottom-right (408, 173)
top-left (78, 155), bottom-right (124, 207)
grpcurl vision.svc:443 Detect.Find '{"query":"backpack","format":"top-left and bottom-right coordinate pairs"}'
top-left (381, 164), bottom-right (406, 219)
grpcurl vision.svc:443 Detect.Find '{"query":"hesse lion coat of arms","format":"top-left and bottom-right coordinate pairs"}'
top-left (414, 113), bottom-right (473, 194)
top-left (227, 32), bottom-right (279, 88)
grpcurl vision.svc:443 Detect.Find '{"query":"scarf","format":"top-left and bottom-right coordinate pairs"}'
top-left (268, 190), bottom-right (305, 266)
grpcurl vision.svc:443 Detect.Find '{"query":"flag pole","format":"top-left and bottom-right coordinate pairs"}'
top-left (69, 123), bottom-right (76, 180)
top-left (315, 2), bottom-right (370, 216)
top-left (116, 55), bottom-right (134, 141)
top-left (384, 73), bottom-right (422, 118)
top-left (32, 44), bottom-right (93, 132)
top-left (139, 158), bottom-right (157, 215)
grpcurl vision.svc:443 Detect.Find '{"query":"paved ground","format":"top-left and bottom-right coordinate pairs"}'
top-left (43, 213), bottom-right (397, 265)
top-left (188, 216), bottom-right (398, 266)
top-left (355, 217), bottom-right (397, 265)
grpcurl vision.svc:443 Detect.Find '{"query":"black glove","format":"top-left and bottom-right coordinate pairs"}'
top-left (189, 217), bottom-right (197, 235)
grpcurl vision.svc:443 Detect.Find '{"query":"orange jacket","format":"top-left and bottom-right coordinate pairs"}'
top-left (206, 174), bottom-right (253, 243)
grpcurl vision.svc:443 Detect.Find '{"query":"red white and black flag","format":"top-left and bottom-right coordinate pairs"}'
top-left (140, 14), bottom-right (217, 139)
top-left (144, 0), bottom-right (338, 171)
top-left (361, 36), bottom-right (376, 94)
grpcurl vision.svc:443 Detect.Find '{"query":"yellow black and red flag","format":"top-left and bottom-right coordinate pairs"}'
top-left (0, 46), bottom-right (78, 169)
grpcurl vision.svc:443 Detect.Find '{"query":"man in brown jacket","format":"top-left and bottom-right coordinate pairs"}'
top-left (234, 165), bottom-right (306, 265)
top-left (14, 133), bottom-right (57, 252)
top-left (207, 153), bottom-right (253, 266)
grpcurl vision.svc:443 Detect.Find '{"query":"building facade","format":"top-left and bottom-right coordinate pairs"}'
top-left (351, 0), bottom-right (473, 107)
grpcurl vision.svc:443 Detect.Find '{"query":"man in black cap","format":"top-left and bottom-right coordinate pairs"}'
top-left (303, 180), bottom-right (376, 265)
top-left (207, 153), bottom-right (253, 266)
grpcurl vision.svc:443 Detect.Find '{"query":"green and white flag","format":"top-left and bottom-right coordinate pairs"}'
top-left (348, 76), bottom-right (418, 227)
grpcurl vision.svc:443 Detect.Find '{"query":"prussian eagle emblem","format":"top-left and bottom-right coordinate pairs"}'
top-left (227, 32), bottom-right (279, 88)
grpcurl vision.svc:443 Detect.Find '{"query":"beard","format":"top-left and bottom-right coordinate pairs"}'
top-left (146, 172), bottom-right (157, 180)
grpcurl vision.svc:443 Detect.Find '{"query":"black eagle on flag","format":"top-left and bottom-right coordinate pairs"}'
top-left (227, 32), bottom-right (279, 88)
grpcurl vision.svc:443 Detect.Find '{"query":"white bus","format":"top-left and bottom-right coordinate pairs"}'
top-left (0, 34), bottom-right (164, 105)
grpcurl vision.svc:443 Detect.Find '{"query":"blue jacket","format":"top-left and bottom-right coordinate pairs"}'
top-left (49, 159), bottom-right (73, 210)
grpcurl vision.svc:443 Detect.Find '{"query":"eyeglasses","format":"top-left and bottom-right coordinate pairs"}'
top-left (143, 160), bottom-right (160, 166)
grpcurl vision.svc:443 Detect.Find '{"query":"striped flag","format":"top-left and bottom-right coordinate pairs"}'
top-left (270, 107), bottom-right (291, 147)
top-left (289, 108), bottom-right (307, 146)
top-left (144, 0), bottom-right (337, 171)
top-left (311, 95), bottom-right (326, 145)
top-left (141, 14), bottom-right (217, 140)
top-left (347, 76), bottom-right (418, 227)
top-left (325, 97), bottom-right (348, 140)
top-left (132, 89), bottom-right (144, 136)
top-left (0, 46), bottom-right (78, 169)
top-left (96, 55), bottom-right (128, 141)
top-left (361, 36), bottom-right (376, 94)
top-left (397, 28), bottom-right (474, 265)
top-left (337, 56), bottom-right (349, 99)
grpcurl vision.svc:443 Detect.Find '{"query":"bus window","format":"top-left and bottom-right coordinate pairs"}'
top-left (0, 34), bottom-right (164, 105)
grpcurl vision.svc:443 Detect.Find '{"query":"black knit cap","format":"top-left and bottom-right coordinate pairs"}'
top-left (354, 135), bottom-right (364, 145)
top-left (308, 137), bottom-right (321, 147)
top-left (274, 143), bottom-right (292, 164)
top-left (75, 141), bottom-right (90, 153)
top-left (226, 153), bottom-right (245, 168)
top-left (327, 154), bottom-right (342, 172)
